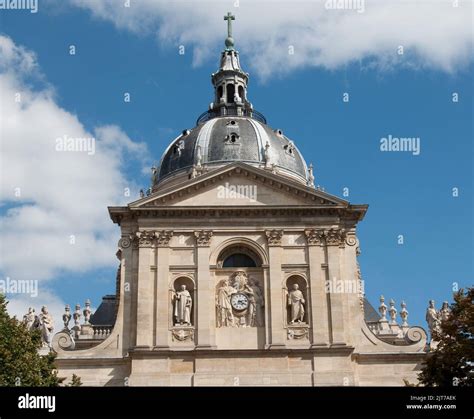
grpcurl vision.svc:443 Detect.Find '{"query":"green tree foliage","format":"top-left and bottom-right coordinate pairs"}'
top-left (0, 294), bottom-right (60, 386)
top-left (418, 288), bottom-right (474, 387)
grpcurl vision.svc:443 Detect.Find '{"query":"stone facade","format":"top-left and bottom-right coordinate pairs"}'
top-left (52, 163), bottom-right (427, 386)
top-left (51, 14), bottom-right (428, 386)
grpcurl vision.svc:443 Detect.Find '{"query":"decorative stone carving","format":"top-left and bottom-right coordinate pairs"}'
top-left (62, 305), bottom-right (72, 330)
top-left (287, 326), bottom-right (309, 340)
top-left (38, 306), bottom-right (54, 349)
top-left (216, 279), bottom-right (237, 327)
top-left (264, 141), bottom-right (271, 169)
top-left (22, 307), bottom-right (36, 331)
top-left (287, 284), bottom-right (305, 324)
top-left (400, 301), bottom-right (409, 327)
top-left (83, 300), bottom-right (91, 324)
top-left (389, 299), bottom-right (397, 325)
top-left (245, 277), bottom-right (264, 327)
top-left (325, 228), bottom-right (346, 246)
top-left (194, 230), bottom-right (213, 247)
top-left (136, 230), bottom-right (156, 247)
top-left (118, 235), bottom-right (133, 249)
top-left (307, 163), bottom-right (315, 188)
top-left (378, 295), bottom-right (387, 322)
top-left (156, 230), bottom-right (173, 247)
top-left (215, 272), bottom-right (265, 328)
top-left (173, 284), bottom-right (193, 326)
top-left (304, 228), bottom-right (325, 246)
top-left (345, 233), bottom-right (357, 246)
top-left (265, 229), bottom-right (283, 246)
top-left (426, 299), bottom-right (440, 336)
top-left (171, 328), bottom-right (194, 342)
top-left (73, 303), bottom-right (81, 331)
top-left (439, 301), bottom-right (450, 321)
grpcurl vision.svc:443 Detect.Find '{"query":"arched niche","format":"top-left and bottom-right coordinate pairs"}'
top-left (226, 83), bottom-right (235, 103)
top-left (285, 275), bottom-right (308, 325)
top-left (171, 276), bottom-right (195, 327)
top-left (238, 85), bottom-right (244, 100)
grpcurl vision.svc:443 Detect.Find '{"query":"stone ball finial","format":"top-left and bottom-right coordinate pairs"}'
top-left (225, 36), bottom-right (234, 49)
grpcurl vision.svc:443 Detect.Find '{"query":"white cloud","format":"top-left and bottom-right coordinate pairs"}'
top-left (0, 35), bottom-right (148, 319)
top-left (68, 0), bottom-right (473, 78)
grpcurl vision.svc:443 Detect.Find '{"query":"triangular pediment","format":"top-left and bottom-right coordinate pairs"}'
top-left (130, 163), bottom-right (348, 209)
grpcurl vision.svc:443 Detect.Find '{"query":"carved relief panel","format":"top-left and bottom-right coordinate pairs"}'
top-left (215, 270), bottom-right (265, 328)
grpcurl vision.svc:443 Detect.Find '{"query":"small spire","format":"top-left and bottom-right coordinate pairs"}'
top-left (224, 12), bottom-right (236, 50)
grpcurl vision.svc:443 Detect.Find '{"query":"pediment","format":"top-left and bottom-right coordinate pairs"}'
top-left (130, 163), bottom-right (348, 209)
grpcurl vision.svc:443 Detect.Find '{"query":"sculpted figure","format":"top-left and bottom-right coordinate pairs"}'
top-left (426, 300), bottom-right (440, 335)
top-left (439, 301), bottom-right (450, 322)
top-left (216, 279), bottom-right (237, 327)
top-left (288, 284), bottom-right (305, 324)
top-left (173, 284), bottom-right (193, 326)
top-left (245, 278), bottom-right (264, 327)
top-left (22, 307), bottom-right (36, 331)
top-left (38, 306), bottom-right (54, 348)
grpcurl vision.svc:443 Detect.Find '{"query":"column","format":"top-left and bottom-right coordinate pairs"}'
top-left (135, 230), bottom-right (155, 349)
top-left (155, 230), bottom-right (173, 349)
top-left (265, 229), bottom-right (285, 349)
top-left (194, 230), bottom-right (216, 349)
top-left (305, 229), bottom-right (330, 347)
top-left (326, 229), bottom-right (347, 346)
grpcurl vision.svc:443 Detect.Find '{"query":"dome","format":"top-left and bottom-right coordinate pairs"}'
top-left (151, 15), bottom-right (314, 191)
top-left (155, 115), bottom-right (309, 187)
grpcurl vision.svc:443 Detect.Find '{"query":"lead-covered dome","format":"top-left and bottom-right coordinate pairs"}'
top-left (156, 115), bottom-right (308, 186)
top-left (152, 14), bottom-right (314, 190)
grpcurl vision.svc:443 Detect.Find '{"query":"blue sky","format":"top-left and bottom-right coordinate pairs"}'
top-left (0, 0), bottom-right (472, 332)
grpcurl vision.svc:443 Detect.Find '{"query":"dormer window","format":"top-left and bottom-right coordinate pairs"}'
top-left (225, 133), bottom-right (240, 145)
top-left (284, 141), bottom-right (295, 157)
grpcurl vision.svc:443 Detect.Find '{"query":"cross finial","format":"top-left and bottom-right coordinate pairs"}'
top-left (224, 12), bottom-right (236, 50)
top-left (224, 12), bottom-right (235, 37)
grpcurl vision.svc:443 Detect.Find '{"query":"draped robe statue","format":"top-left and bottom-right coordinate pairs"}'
top-left (425, 300), bottom-right (440, 336)
top-left (173, 285), bottom-right (192, 326)
top-left (39, 306), bottom-right (54, 348)
top-left (216, 280), bottom-right (237, 327)
top-left (288, 284), bottom-right (305, 324)
top-left (22, 307), bottom-right (36, 331)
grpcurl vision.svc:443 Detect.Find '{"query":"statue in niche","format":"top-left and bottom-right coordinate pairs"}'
top-left (216, 279), bottom-right (237, 327)
top-left (245, 277), bottom-right (264, 327)
top-left (287, 284), bottom-right (305, 324)
top-left (38, 306), bottom-right (54, 348)
top-left (173, 284), bottom-right (193, 326)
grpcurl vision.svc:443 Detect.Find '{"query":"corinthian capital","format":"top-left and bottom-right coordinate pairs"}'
top-left (265, 229), bottom-right (284, 246)
top-left (136, 230), bottom-right (156, 248)
top-left (304, 228), bottom-right (325, 246)
top-left (194, 230), bottom-right (213, 247)
top-left (156, 230), bottom-right (173, 247)
top-left (324, 228), bottom-right (346, 247)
